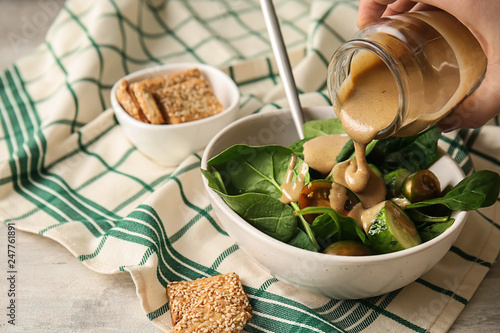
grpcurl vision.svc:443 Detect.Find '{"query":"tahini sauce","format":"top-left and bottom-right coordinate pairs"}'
top-left (349, 201), bottom-right (386, 233)
top-left (333, 54), bottom-right (398, 198)
top-left (334, 11), bottom-right (486, 197)
top-left (303, 134), bottom-right (350, 175)
top-left (330, 157), bottom-right (386, 208)
top-left (334, 11), bottom-right (486, 199)
top-left (278, 11), bottom-right (485, 232)
top-left (280, 154), bottom-right (308, 204)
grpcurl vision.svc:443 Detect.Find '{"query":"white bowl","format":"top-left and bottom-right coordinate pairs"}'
top-left (111, 63), bottom-right (240, 166)
top-left (201, 106), bottom-right (468, 299)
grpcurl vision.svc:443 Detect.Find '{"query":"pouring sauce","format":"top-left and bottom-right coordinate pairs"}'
top-left (333, 11), bottom-right (486, 196)
top-left (334, 54), bottom-right (397, 195)
top-left (280, 11), bottom-right (486, 231)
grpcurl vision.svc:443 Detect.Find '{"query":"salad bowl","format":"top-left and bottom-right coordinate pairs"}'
top-left (201, 106), bottom-right (470, 299)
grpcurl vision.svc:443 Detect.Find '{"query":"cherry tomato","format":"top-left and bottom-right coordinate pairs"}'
top-left (298, 180), bottom-right (332, 224)
top-left (299, 180), bottom-right (360, 223)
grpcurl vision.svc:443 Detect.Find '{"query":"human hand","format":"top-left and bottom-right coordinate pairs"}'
top-left (357, 0), bottom-right (500, 130)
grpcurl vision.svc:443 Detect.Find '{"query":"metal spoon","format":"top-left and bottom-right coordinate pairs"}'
top-left (260, 0), bottom-right (305, 139)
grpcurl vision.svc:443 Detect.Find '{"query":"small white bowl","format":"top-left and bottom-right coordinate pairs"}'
top-left (201, 106), bottom-right (468, 299)
top-left (111, 63), bottom-right (240, 166)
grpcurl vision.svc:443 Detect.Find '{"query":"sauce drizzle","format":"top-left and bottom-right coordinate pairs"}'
top-left (280, 155), bottom-right (308, 204)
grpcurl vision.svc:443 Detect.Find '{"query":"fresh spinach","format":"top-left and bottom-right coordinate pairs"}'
top-left (206, 144), bottom-right (310, 199)
top-left (419, 219), bottom-right (455, 242)
top-left (289, 202), bottom-right (320, 251)
top-left (288, 229), bottom-right (318, 251)
top-left (201, 168), bottom-right (227, 195)
top-left (288, 138), bottom-right (310, 159)
top-left (406, 208), bottom-right (451, 228)
top-left (211, 190), bottom-right (298, 243)
top-left (374, 126), bottom-right (441, 172)
top-left (202, 118), bottom-right (500, 256)
top-left (303, 118), bottom-right (345, 138)
top-left (406, 170), bottom-right (500, 211)
top-left (295, 206), bottom-right (369, 245)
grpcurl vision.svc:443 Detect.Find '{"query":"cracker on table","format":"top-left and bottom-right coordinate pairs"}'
top-left (169, 289), bottom-right (252, 332)
top-left (166, 272), bottom-right (252, 327)
top-left (155, 77), bottom-right (224, 124)
top-left (130, 81), bottom-right (165, 124)
top-left (115, 79), bottom-right (148, 122)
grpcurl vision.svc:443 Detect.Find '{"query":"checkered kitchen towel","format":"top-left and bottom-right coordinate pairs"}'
top-left (1, 0), bottom-right (499, 332)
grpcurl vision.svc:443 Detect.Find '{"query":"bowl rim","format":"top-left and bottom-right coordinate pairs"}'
top-left (110, 62), bottom-right (240, 130)
top-left (201, 106), bottom-right (469, 263)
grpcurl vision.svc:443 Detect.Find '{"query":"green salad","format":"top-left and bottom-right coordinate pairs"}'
top-left (201, 118), bottom-right (500, 256)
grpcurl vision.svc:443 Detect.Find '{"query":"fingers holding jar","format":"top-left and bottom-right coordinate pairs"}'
top-left (439, 66), bottom-right (500, 131)
top-left (357, 0), bottom-right (500, 130)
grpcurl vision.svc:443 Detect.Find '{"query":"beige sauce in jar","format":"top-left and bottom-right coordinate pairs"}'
top-left (396, 11), bottom-right (487, 136)
top-left (334, 52), bottom-right (399, 194)
top-left (333, 11), bottom-right (486, 194)
top-left (335, 52), bottom-right (399, 145)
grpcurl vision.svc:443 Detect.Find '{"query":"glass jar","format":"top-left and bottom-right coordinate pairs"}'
top-left (327, 11), bottom-right (486, 143)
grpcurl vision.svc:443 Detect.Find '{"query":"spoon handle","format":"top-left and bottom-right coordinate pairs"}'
top-left (260, 0), bottom-right (305, 139)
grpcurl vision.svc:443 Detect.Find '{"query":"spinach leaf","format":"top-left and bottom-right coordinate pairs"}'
top-left (419, 219), bottom-right (455, 242)
top-left (296, 206), bottom-right (369, 245)
top-left (311, 213), bottom-right (339, 241)
top-left (215, 191), bottom-right (298, 243)
top-left (288, 229), bottom-right (318, 252)
top-left (406, 208), bottom-right (451, 229)
top-left (207, 144), bottom-right (309, 199)
top-left (336, 139), bottom-right (379, 163)
top-left (406, 170), bottom-right (500, 210)
top-left (288, 137), bottom-right (311, 159)
top-left (335, 139), bottom-right (354, 163)
top-left (201, 168), bottom-right (227, 195)
top-left (289, 202), bottom-right (321, 250)
top-left (374, 126), bottom-right (441, 172)
top-left (303, 118), bottom-right (345, 138)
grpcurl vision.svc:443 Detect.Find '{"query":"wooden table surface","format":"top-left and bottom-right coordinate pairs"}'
top-left (0, 1), bottom-right (498, 332)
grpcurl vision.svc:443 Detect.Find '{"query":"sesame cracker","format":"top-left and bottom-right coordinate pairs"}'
top-left (130, 81), bottom-right (166, 124)
top-left (166, 272), bottom-right (252, 329)
top-left (155, 77), bottom-right (224, 124)
top-left (115, 79), bottom-right (148, 122)
top-left (137, 68), bottom-right (201, 92)
top-left (169, 289), bottom-right (252, 333)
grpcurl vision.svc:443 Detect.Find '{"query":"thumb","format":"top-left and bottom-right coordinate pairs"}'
top-left (438, 69), bottom-right (500, 131)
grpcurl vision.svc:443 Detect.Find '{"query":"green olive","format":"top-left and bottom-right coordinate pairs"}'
top-left (323, 240), bottom-right (373, 256)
